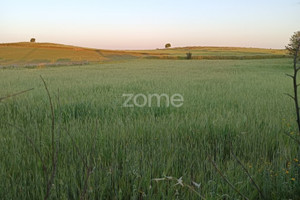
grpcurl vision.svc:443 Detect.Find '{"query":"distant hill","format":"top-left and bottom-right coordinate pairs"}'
top-left (0, 42), bottom-right (289, 67)
top-left (0, 42), bottom-right (145, 67)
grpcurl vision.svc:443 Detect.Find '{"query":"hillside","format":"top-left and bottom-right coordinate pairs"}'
top-left (0, 42), bottom-right (146, 67)
top-left (0, 42), bottom-right (289, 67)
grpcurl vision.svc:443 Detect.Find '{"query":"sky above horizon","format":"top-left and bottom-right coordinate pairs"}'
top-left (1, 0), bottom-right (299, 50)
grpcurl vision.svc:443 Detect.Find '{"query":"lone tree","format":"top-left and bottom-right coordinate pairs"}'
top-left (30, 38), bottom-right (36, 43)
top-left (286, 31), bottom-right (300, 57)
top-left (285, 31), bottom-right (300, 133)
top-left (165, 43), bottom-right (171, 48)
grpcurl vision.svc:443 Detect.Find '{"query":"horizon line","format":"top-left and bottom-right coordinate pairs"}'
top-left (0, 41), bottom-right (287, 51)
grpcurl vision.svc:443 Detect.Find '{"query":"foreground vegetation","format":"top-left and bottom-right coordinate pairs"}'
top-left (0, 58), bottom-right (299, 199)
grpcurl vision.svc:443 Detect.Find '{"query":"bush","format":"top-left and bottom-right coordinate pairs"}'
top-left (186, 52), bottom-right (192, 59)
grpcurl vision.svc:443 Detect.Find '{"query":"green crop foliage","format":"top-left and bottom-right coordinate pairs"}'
top-left (0, 58), bottom-right (299, 199)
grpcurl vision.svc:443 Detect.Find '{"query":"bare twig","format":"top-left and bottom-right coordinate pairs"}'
top-left (284, 93), bottom-right (295, 100)
top-left (40, 76), bottom-right (55, 166)
top-left (6, 77), bottom-right (59, 200)
top-left (3, 78), bottom-right (59, 199)
top-left (209, 156), bottom-right (249, 200)
top-left (285, 73), bottom-right (294, 79)
top-left (229, 143), bottom-right (265, 199)
top-left (287, 42), bottom-right (300, 133)
top-left (80, 166), bottom-right (94, 200)
top-left (40, 76), bottom-right (58, 200)
top-left (0, 88), bottom-right (34, 102)
top-left (292, 44), bottom-right (300, 133)
top-left (283, 131), bottom-right (300, 145)
top-left (45, 157), bottom-right (58, 200)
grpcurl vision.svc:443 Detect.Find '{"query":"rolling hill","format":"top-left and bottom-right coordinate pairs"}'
top-left (0, 42), bottom-right (289, 67)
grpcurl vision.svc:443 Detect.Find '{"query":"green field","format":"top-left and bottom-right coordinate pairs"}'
top-left (0, 57), bottom-right (299, 199)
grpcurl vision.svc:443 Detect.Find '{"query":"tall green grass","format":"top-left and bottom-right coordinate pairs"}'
top-left (0, 59), bottom-right (299, 199)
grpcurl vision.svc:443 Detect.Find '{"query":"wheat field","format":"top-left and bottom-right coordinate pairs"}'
top-left (0, 58), bottom-right (299, 199)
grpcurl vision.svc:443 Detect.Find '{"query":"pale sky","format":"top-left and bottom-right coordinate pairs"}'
top-left (1, 0), bottom-right (299, 49)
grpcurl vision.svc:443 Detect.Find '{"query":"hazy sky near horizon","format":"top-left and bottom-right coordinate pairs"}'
top-left (1, 0), bottom-right (299, 49)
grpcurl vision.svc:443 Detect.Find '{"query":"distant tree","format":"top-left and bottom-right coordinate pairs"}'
top-left (286, 31), bottom-right (300, 56)
top-left (186, 51), bottom-right (192, 59)
top-left (165, 43), bottom-right (171, 48)
top-left (30, 38), bottom-right (36, 43)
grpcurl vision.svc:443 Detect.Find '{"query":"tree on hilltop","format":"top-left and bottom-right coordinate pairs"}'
top-left (165, 43), bottom-right (171, 48)
top-left (286, 31), bottom-right (300, 56)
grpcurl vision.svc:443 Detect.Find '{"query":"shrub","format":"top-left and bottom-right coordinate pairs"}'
top-left (186, 52), bottom-right (192, 59)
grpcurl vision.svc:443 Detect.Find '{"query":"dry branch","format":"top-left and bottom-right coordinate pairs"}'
top-left (209, 156), bottom-right (249, 200)
top-left (0, 88), bottom-right (34, 102)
